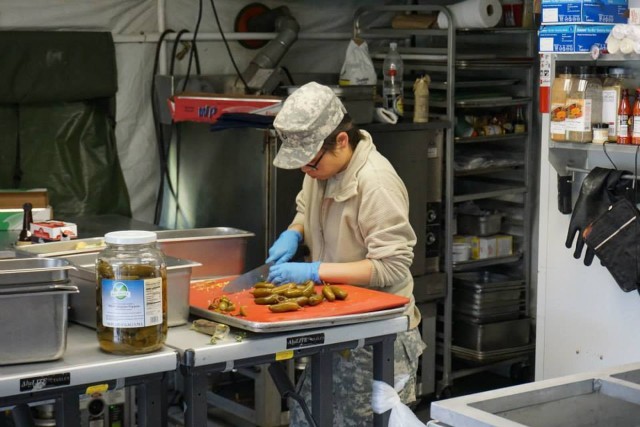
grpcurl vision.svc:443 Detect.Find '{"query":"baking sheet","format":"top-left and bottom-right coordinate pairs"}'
top-left (189, 278), bottom-right (409, 333)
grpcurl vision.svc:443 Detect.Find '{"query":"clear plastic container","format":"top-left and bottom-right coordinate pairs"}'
top-left (382, 42), bottom-right (404, 117)
top-left (602, 67), bottom-right (629, 142)
top-left (96, 230), bottom-right (167, 354)
top-left (565, 66), bottom-right (602, 143)
top-left (550, 66), bottom-right (574, 142)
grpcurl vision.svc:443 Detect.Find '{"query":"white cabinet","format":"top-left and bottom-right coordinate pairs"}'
top-left (537, 53), bottom-right (640, 380)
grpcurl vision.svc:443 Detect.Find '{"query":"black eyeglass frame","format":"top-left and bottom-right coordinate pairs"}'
top-left (305, 148), bottom-right (327, 170)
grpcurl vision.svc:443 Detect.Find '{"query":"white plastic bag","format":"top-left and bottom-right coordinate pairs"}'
top-left (339, 39), bottom-right (377, 86)
top-left (371, 375), bottom-right (426, 427)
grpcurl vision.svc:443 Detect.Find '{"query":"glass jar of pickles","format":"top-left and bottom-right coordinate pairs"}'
top-left (96, 230), bottom-right (167, 354)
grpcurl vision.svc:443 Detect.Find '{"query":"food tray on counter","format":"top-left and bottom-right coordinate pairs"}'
top-left (0, 257), bottom-right (76, 285)
top-left (189, 278), bottom-right (409, 333)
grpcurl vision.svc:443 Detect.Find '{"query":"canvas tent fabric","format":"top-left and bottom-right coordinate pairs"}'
top-left (0, 30), bottom-right (131, 218)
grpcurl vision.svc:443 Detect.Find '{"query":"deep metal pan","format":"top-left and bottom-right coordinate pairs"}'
top-left (0, 258), bottom-right (76, 286)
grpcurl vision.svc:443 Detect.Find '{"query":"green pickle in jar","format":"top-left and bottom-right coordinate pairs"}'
top-left (96, 230), bottom-right (167, 355)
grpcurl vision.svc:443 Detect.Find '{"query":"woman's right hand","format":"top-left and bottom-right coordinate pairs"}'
top-left (266, 230), bottom-right (302, 264)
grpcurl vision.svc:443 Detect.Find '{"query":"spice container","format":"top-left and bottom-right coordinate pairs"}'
top-left (96, 230), bottom-right (167, 355)
top-left (592, 123), bottom-right (609, 144)
top-left (565, 66), bottom-right (602, 143)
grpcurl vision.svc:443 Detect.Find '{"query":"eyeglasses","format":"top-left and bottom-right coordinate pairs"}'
top-left (305, 149), bottom-right (327, 170)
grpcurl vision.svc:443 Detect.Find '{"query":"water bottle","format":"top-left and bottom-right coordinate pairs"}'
top-left (382, 42), bottom-right (404, 117)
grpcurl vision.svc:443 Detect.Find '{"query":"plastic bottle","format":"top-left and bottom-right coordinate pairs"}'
top-left (550, 66), bottom-right (574, 142)
top-left (617, 88), bottom-right (631, 144)
top-left (382, 42), bottom-right (404, 117)
top-left (602, 67), bottom-right (628, 142)
top-left (413, 75), bottom-right (430, 123)
top-left (633, 88), bottom-right (640, 145)
top-left (514, 106), bottom-right (526, 133)
top-left (96, 230), bottom-right (167, 354)
top-left (565, 66), bottom-right (602, 143)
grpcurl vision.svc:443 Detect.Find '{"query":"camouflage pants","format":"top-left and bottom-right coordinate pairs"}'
top-left (288, 327), bottom-right (426, 427)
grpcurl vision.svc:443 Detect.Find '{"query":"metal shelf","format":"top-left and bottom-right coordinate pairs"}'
top-left (454, 165), bottom-right (524, 177)
top-left (549, 141), bottom-right (640, 153)
top-left (452, 254), bottom-right (523, 272)
top-left (455, 133), bottom-right (529, 144)
top-left (453, 185), bottom-right (527, 203)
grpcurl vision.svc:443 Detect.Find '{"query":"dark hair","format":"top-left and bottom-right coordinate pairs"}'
top-left (322, 113), bottom-right (361, 151)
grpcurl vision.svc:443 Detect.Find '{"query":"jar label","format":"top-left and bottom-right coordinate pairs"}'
top-left (101, 278), bottom-right (163, 328)
top-left (565, 99), bottom-right (591, 132)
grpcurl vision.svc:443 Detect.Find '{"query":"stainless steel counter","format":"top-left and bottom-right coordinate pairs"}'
top-left (430, 362), bottom-right (640, 427)
top-left (0, 323), bottom-right (177, 426)
top-left (167, 315), bottom-right (409, 427)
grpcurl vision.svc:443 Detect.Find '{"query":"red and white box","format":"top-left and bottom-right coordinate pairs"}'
top-left (30, 220), bottom-right (77, 243)
top-left (168, 92), bottom-right (282, 123)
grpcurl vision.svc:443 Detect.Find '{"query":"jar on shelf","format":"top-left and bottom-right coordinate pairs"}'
top-left (602, 67), bottom-right (630, 142)
top-left (550, 66), bottom-right (575, 142)
top-left (96, 230), bottom-right (167, 355)
top-left (565, 66), bottom-right (602, 143)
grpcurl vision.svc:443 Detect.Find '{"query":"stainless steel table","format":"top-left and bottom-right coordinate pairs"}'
top-left (0, 323), bottom-right (178, 426)
top-left (166, 315), bottom-right (409, 427)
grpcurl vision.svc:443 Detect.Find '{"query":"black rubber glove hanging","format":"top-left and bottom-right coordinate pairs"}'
top-left (565, 167), bottom-right (632, 266)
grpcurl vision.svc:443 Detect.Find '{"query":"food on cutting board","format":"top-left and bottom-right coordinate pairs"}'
top-left (203, 280), bottom-right (350, 317)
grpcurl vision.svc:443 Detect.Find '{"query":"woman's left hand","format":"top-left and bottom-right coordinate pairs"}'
top-left (267, 261), bottom-right (321, 284)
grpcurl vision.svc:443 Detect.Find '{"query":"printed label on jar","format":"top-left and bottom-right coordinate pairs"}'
top-left (101, 278), bottom-right (163, 328)
top-left (565, 99), bottom-right (592, 132)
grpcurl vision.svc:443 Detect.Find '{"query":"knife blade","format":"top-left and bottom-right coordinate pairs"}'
top-left (223, 262), bottom-right (273, 293)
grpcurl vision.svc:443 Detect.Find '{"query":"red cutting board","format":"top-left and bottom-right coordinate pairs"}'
top-left (190, 278), bottom-right (409, 323)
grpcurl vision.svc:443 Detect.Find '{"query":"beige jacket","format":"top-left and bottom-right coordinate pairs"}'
top-left (291, 130), bottom-right (420, 329)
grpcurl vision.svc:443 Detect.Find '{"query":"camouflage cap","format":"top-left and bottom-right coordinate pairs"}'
top-left (273, 82), bottom-right (346, 169)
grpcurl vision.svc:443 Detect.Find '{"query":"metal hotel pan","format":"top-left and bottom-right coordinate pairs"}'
top-left (62, 253), bottom-right (201, 328)
top-left (0, 257), bottom-right (75, 286)
top-left (0, 285), bottom-right (78, 365)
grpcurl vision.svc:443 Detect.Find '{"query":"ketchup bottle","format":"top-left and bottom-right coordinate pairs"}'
top-left (633, 88), bottom-right (640, 145)
top-left (618, 88), bottom-right (631, 145)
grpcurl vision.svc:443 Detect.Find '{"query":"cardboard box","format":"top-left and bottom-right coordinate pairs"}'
top-left (0, 189), bottom-right (48, 209)
top-left (168, 92), bottom-right (282, 124)
top-left (470, 236), bottom-right (497, 260)
top-left (0, 207), bottom-right (52, 231)
top-left (541, 0), bottom-right (627, 24)
top-left (495, 234), bottom-right (514, 257)
top-left (30, 220), bottom-right (77, 243)
top-left (539, 24), bottom-right (613, 52)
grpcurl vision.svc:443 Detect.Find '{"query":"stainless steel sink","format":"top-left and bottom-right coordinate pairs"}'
top-left (431, 363), bottom-right (640, 427)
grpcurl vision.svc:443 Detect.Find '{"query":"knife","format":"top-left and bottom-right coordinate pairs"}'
top-left (223, 262), bottom-right (273, 293)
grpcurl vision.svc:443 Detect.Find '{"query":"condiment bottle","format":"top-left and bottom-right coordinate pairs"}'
top-left (550, 66), bottom-right (574, 142)
top-left (16, 203), bottom-right (33, 246)
top-left (566, 66), bottom-right (602, 143)
top-left (413, 75), bottom-right (430, 123)
top-left (602, 67), bottom-right (628, 142)
top-left (514, 106), bottom-right (526, 133)
top-left (617, 88), bottom-right (631, 144)
top-left (96, 230), bottom-right (167, 354)
top-left (633, 88), bottom-right (640, 145)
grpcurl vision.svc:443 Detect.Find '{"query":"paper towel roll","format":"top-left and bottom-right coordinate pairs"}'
top-left (634, 40), bottom-right (640, 54)
top-left (606, 36), bottom-right (620, 54)
top-left (437, 0), bottom-right (502, 29)
top-left (611, 24), bottom-right (629, 40)
top-left (629, 25), bottom-right (640, 41)
top-left (620, 38), bottom-right (635, 54)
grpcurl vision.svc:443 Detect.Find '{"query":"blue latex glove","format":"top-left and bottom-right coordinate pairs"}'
top-left (266, 230), bottom-right (302, 264)
top-left (267, 262), bottom-right (321, 284)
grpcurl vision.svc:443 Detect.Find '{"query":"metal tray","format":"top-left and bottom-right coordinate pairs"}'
top-left (454, 287), bottom-right (524, 304)
top-left (453, 271), bottom-right (524, 291)
top-left (453, 317), bottom-right (530, 351)
top-left (14, 237), bottom-right (106, 257)
top-left (0, 258), bottom-right (75, 285)
top-left (156, 227), bottom-right (253, 279)
top-left (457, 213), bottom-right (503, 236)
top-left (65, 253), bottom-right (201, 328)
top-left (451, 343), bottom-right (535, 363)
top-left (190, 305), bottom-right (408, 333)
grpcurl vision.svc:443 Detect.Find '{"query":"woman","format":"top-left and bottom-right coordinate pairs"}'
top-left (267, 81), bottom-right (425, 426)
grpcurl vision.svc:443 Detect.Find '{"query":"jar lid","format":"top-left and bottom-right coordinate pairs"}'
top-left (592, 123), bottom-right (609, 129)
top-left (105, 230), bottom-right (157, 245)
